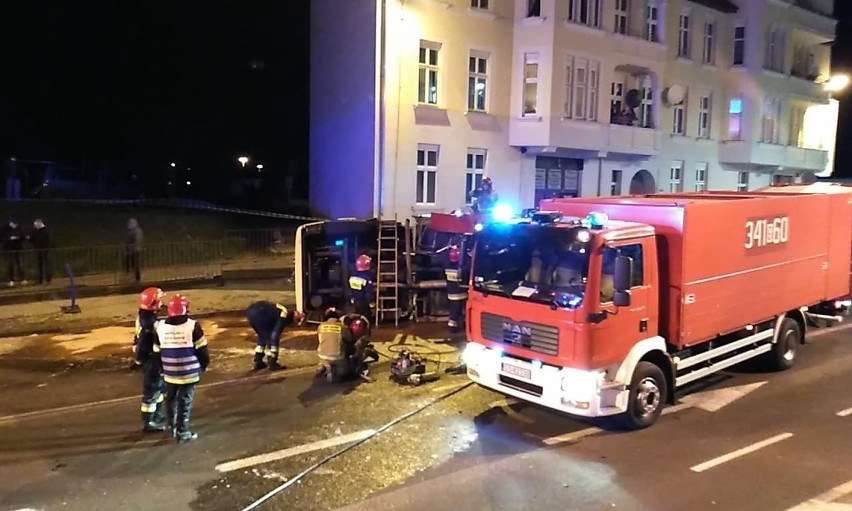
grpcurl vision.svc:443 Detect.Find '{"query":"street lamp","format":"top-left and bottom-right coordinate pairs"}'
top-left (238, 156), bottom-right (250, 167)
top-left (256, 164), bottom-right (264, 171)
top-left (823, 74), bottom-right (850, 93)
top-left (170, 162), bottom-right (176, 168)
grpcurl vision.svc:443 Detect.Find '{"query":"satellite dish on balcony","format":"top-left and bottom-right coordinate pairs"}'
top-left (625, 89), bottom-right (641, 108)
top-left (664, 85), bottom-right (685, 106)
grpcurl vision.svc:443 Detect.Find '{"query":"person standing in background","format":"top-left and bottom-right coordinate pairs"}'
top-left (30, 219), bottom-right (53, 285)
top-left (125, 218), bottom-right (143, 282)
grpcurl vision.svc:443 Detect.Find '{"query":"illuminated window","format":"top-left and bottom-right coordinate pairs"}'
top-left (523, 53), bottom-right (540, 116)
top-left (695, 162), bottom-right (708, 191)
top-left (468, 53), bottom-right (489, 112)
top-left (614, 0), bottom-right (628, 35)
top-left (465, 149), bottom-right (486, 204)
top-left (568, 0), bottom-right (601, 28)
top-left (418, 42), bottom-right (440, 106)
top-left (728, 97), bottom-right (743, 140)
top-left (416, 145), bottom-right (438, 205)
top-left (678, 14), bottom-right (691, 58)
top-left (789, 105), bottom-right (805, 147)
top-left (764, 25), bottom-right (786, 73)
top-left (669, 161), bottom-right (683, 193)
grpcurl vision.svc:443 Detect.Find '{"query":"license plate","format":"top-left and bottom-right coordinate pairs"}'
top-left (502, 363), bottom-right (531, 380)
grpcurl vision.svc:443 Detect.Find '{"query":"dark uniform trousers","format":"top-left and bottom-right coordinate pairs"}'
top-left (247, 301), bottom-right (290, 366)
top-left (135, 311), bottom-right (166, 426)
top-left (445, 267), bottom-right (468, 334)
top-left (348, 271), bottom-right (374, 320)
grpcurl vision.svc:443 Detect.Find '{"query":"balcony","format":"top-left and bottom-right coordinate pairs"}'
top-left (719, 141), bottom-right (828, 171)
top-left (607, 124), bottom-right (662, 155)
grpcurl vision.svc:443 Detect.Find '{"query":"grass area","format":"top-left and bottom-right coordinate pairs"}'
top-left (0, 201), bottom-right (301, 247)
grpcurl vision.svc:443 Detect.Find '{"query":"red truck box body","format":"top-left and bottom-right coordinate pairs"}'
top-left (541, 191), bottom-right (852, 350)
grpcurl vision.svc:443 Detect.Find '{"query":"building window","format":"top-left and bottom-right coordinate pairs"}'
top-left (645, 1), bottom-right (659, 43)
top-left (764, 25), bottom-right (786, 72)
top-left (727, 97), bottom-right (743, 140)
top-left (610, 82), bottom-right (624, 118)
top-left (523, 53), bottom-right (539, 116)
top-left (527, 0), bottom-right (541, 17)
top-left (564, 55), bottom-right (600, 121)
top-left (416, 145), bottom-right (438, 205)
top-left (789, 105), bottom-right (805, 147)
top-left (698, 93), bottom-right (711, 138)
top-left (703, 21), bottom-right (715, 64)
top-left (737, 172), bottom-right (749, 192)
top-left (792, 46), bottom-right (818, 80)
top-left (760, 97), bottom-right (782, 143)
top-left (418, 43), bottom-right (440, 105)
top-left (568, 0), bottom-right (602, 28)
top-left (673, 100), bottom-right (686, 136)
top-left (611, 170), bottom-right (623, 196)
top-left (465, 149), bottom-right (486, 203)
top-left (614, 0), bottom-right (629, 35)
top-left (669, 161), bottom-right (684, 193)
top-left (733, 26), bottom-right (746, 66)
top-left (639, 78), bottom-right (653, 128)
top-left (694, 162), bottom-right (708, 191)
top-left (468, 54), bottom-right (488, 112)
top-left (471, 0), bottom-right (489, 9)
top-left (678, 14), bottom-right (691, 58)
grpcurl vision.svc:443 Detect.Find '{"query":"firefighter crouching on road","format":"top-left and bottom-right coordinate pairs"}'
top-left (155, 294), bottom-right (209, 443)
top-left (348, 254), bottom-right (374, 321)
top-left (316, 308), bottom-right (351, 383)
top-left (246, 301), bottom-right (306, 371)
top-left (342, 313), bottom-right (380, 378)
top-left (134, 287), bottom-right (167, 432)
top-left (445, 246), bottom-right (468, 334)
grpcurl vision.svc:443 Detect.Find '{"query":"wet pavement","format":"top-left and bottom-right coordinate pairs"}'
top-left (2, 316), bottom-right (852, 511)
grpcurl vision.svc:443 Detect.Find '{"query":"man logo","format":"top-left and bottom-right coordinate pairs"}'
top-left (502, 322), bottom-right (532, 346)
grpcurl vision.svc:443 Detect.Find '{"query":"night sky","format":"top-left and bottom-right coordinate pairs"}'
top-left (0, 0), bottom-right (849, 201)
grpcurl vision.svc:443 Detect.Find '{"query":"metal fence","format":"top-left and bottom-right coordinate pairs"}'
top-left (0, 228), bottom-right (300, 289)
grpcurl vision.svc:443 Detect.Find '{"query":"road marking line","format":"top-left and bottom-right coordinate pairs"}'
top-left (809, 322), bottom-right (852, 339)
top-left (430, 382), bottom-right (469, 394)
top-left (542, 426), bottom-right (602, 445)
top-left (216, 429), bottom-right (376, 473)
top-left (837, 407), bottom-right (852, 417)
top-left (0, 366), bottom-right (317, 425)
top-left (690, 432), bottom-right (794, 473)
top-left (813, 479), bottom-right (852, 504)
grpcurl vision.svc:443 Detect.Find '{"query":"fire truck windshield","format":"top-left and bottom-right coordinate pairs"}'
top-left (472, 223), bottom-right (591, 308)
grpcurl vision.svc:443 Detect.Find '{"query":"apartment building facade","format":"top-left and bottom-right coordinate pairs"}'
top-left (310, 0), bottom-right (837, 220)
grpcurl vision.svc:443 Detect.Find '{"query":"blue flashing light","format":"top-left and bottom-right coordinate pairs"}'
top-left (587, 212), bottom-right (609, 229)
top-left (474, 223), bottom-right (484, 232)
top-left (334, 239), bottom-right (345, 247)
top-left (491, 346), bottom-right (504, 357)
top-left (492, 203), bottom-right (515, 223)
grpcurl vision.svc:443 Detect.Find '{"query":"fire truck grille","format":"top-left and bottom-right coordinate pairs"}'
top-left (480, 312), bottom-right (559, 356)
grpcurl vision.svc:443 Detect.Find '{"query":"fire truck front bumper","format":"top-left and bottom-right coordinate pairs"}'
top-left (462, 343), bottom-right (628, 418)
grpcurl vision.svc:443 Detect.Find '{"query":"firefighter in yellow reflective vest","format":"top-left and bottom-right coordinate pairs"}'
top-left (445, 246), bottom-right (467, 334)
top-left (348, 253), bottom-right (374, 320)
top-left (316, 308), bottom-right (350, 383)
top-left (155, 294), bottom-right (209, 443)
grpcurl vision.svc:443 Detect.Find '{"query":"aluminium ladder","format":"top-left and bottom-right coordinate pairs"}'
top-left (375, 219), bottom-right (401, 326)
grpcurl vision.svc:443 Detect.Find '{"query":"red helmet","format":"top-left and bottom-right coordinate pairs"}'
top-left (140, 287), bottom-right (165, 311)
top-left (448, 246), bottom-right (461, 264)
top-left (356, 254), bottom-right (372, 272)
top-left (324, 307), bottom-right (340, 321)
top-left (167, 294), bottom-right (190, 317)
top-left (350, 318), bottom-right (367, 338)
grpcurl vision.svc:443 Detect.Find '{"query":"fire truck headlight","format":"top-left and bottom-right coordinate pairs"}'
top-left (462, 343), bottom-right (487, 366)
top-left (560, 369), bottom-right (605, 393)
top-left (575, 229), bottom-right (591, 243)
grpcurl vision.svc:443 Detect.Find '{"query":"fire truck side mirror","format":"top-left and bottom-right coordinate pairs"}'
top-left (613, 255), bottom-right (633, 307)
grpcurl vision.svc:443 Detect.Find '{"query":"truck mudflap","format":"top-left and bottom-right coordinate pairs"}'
top-left (462, 343), bottom-right (629, 418)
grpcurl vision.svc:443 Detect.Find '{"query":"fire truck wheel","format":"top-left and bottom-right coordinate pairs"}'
top-left (622, 361), bottom-right (667, 430)
top-left (767, 318), bottom-right (801, 371)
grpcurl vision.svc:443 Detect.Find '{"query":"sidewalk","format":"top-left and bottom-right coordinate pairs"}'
top-left (0, 288), bottom-right (297, 337)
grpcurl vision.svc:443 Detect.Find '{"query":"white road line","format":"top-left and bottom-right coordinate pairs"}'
top-left (216, 429), bottom-right (376, 473)
top-left (0, 366), bottom-right (316, 425)
top-left (542, 426), bottom-right (602, 445)
top-left (787, 478), bottom-right (852, 510)
top-left (836, 407), bottom-right (852, 418)
top-left (690, 432), bottom-right (794, 473)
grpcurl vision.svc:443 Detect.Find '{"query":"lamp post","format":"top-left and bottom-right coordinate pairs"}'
top-left (238, 156), bottom-right (249, 168)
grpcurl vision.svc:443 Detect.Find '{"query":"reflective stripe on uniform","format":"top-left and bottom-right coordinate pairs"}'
top-left (194, 336), bottom-right (208, 349)
top-left (265, 347), bottom-right (279, 356)
top-left (255, 345), bottom-right (265, 353)
top-left (164, 374), bottom-right (200, 385)
top-left (444, 269), bottom-right (460, 282)
top-left (448, 319), bottom-right (458, 328)
top-left (156, 319), bottom-right (201, 383)
top-left (348, 276), bottom-right (367, 290)
top-left (319, 324), bottom-right (342, 334)
top-left (141, 402), bottom-right (157, 413)
top-left (448, 293), bottom-right (468, 301)
top-left (276, 303), bottom-right (289, 317)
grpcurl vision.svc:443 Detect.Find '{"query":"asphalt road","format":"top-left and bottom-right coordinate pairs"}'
top-left (2, 323), bottom-right (852, 511)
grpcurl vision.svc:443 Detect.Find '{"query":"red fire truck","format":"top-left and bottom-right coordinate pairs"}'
top-left (462, 186), bottom-right (852, 429)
